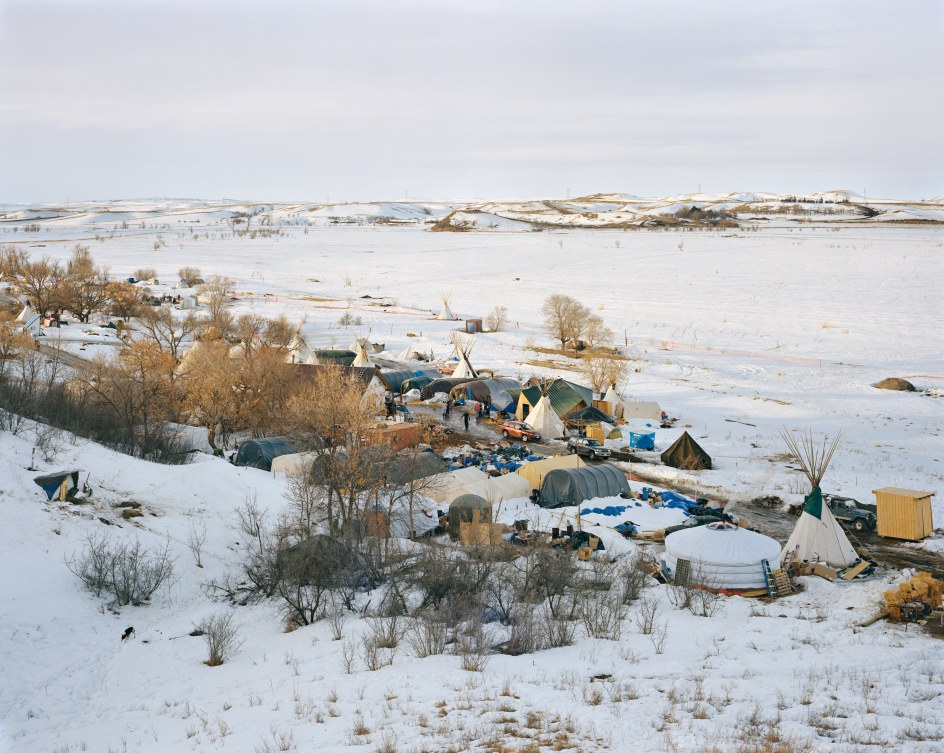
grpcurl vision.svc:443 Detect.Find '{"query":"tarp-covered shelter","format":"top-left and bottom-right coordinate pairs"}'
top-left (565, 405), bottom-right (616, 428)
top-left (517, 455), bottom-right (585, 491)
top-left (461, 473), bottom-right (531, 505)
top-left (781, 486), bottom-right (858, 568)
top-left (664, 522), bottom-right (782, 590)
top-left (377, 370), bottom-right (417, 394)
top-left (421, 467), bottom-right (489, 504)
top-left (629, 432), bottom-right (656, 450)
top-left (448, 494), bottom-right (491, 540)
top-left (538, 464), bottom-right (629, 508)
top-left (421, 377), bottom-right (476, 401)
top-left (517, 379), bottom-right (593, 421)
top-left (661, 432), bottom-right (712, 470)
top-left (236, 437), bottom-right (299, 471)
top-left (311, 350), bottom-right (356, 366)
top-left (450, 378), bottom-right (522, 413)
top-left (34, 470), bottom-right (81, 501)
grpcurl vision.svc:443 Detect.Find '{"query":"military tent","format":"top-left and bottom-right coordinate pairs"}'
top-left (621, 401), bottom-right (663, 421)
top-left (235, 437), bottom-right (299, 471)
top-left (661, 432), bottom-right (712, 470)
top-left (538, 464), bottom-right (629, 508)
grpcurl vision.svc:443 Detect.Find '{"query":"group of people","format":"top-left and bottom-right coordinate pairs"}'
top-left (442, 397), bottom-right (493, 431)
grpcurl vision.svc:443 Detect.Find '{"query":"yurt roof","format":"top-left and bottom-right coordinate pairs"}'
top-left (665, 522), bottom-right (781, 567)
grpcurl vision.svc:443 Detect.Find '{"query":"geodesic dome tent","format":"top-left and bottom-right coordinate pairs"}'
top-left (663, 522), bottom-right (781, 590)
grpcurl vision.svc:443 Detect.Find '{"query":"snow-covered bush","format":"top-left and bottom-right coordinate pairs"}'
top-left (66, 532), bottom-right (174, 607)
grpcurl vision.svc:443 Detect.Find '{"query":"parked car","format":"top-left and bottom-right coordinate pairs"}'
top-left (823, 494), bottom-right (877, 532)
top-left (500, 420), bottom-right (541, 442)
top-left (566, 436), bottom-right (611, 460)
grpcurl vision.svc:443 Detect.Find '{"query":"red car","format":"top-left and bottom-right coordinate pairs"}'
top-left (500, 421), bottom-right (541, 442)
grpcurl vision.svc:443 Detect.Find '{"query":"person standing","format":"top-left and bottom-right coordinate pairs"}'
top-left (463, 411), bottom-right (470, 430)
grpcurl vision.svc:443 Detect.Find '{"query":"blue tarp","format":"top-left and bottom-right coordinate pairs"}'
top-left (629, 432), bottom-right (656, 450)
top-left (659, 491), bottom-right (697, 512)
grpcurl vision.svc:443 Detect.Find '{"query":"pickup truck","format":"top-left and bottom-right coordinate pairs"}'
top-left (566, 436), bottom-right (611, 460)
top-left (823, 494), bottom-right (876, 532)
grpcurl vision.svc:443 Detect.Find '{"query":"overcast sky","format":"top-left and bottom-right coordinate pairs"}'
top-left (1, 0), bottom-right (942, 202)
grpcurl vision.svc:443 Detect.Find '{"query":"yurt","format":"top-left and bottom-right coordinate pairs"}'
top-left (524, 394), bottom-right (566, 440)
top-left (448, 494), bottom-right (491, 540)
top-left (663, 522), bottom-right (782, 590)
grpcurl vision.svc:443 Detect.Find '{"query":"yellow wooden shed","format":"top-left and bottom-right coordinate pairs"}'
top-left (872, 487), bottom-right (935, 541)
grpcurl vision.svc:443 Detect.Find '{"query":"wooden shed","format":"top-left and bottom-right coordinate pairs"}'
top-left (872, 487), bottom-right (935, 541)
top-left (364, 422), bottom-right (421, 452)
top-left (465, 319), bottom-right (483, 333)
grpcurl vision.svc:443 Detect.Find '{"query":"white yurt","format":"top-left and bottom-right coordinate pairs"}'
top-left (662, 522), bottom-right (782, 590)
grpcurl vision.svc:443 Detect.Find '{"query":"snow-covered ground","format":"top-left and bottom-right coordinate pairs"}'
top-left (1, 207), bottom-right (943, 752)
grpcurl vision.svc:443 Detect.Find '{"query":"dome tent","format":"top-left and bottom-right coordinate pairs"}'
top-left (448, 494), bottom-right (491, 540)
top-left (538, 464), bottom-right (629, 508)
top-left (235, 437), bottom-right (298, 471)
top-left (663, 522), bottom-right (781, 590)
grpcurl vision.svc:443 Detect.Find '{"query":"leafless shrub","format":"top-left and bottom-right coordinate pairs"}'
top-left (134, 267), bottom-right (157, 282)
top-left (366, 614), bottom-right (407, 649)
top-left (407, 614), bottom-right (449, 658)
top-left (498, 605), bottom-right (546, 656)
top-left (634, 594), bottom-right (661, 635)
top-left (361, 634), bottom-right (394, 672)
top-left (187, 521), bottom-right (207, 568)
top-left (456, 620), bottom-right (489, 671)
top-left (197, 611), bottom-right (244, 666)
top-left (649, 619), bottom-right (668, 654)
top-left (338, 312), bottom-right (362, 327)
top-left (580, 585), bottom-right (627, 640)
top-left (255, 726), bottom-right (297, 753)
top-left (486, 306), bottom-right (508, 333)
top-left (327, 605), bottom-right (346, 640)
top-left (621, 552), bottom-right (654, 603)
top-left (67, 533), bottom-right (175, 607)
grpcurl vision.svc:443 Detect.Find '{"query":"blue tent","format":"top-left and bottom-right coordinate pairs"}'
top-left (34, 470), bottom-right (81, 501)
top-left (629, 432), bottom-right (656, 450)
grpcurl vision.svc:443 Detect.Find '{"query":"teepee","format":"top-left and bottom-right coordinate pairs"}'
top-left (15, 301), bottom-right (33, 323)
top-left (287, 328), bottom-right (314, 364)
top-left (524, 384), bottom-right (566, 439)
top-left (451, 334), bottom-right (476, 379)
top-left (352, 340), bottom-right (373, 368)
top-left (780, 430), bottom-right (858, 569)
top-left (602, 383), bottom-right (624, 419)
top-left (435, 291), bottom-right (458, 321)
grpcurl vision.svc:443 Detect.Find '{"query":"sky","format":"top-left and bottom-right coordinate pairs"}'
top-left (1, 0), bottom-right (942, 202)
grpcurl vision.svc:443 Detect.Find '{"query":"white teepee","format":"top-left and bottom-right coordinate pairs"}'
top-left (602, 384), bottom-right (624, 419)
top-left (779, 430), bottom-right (858, 569)
top-left (451, 334), bottom-right (476, 379)
top-left (15, 301), bottom-right (33, 323)
top-left (176, 339), bottom-right (207, 374)
top-left (352, 341), bottom-right (373, 368)
top-left (396, 345), bottom-right (418, 361)
top-left (287, 329), bottom-right (313, 364)
top-left (435, 291), bottom-right (458, 321)
top-left (524, 394), bottom-right (566, 439)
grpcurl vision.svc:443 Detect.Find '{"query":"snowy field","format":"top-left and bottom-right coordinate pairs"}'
top-left (2, 209), bottom-right (944, 752)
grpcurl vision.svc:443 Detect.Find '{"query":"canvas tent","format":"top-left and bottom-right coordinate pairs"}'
top-left (352, 342), bottom-right (373, 368)
top-left (781, 487), bottom-right (858, 568)
top-left (602, 385), bottom-right (622, 414)
top-left (271, 451), bottom-right (319, 476)
top-left (621, 401), bottom-right (663, 421)
top-left (663, 522), bottom-right (782, 590)
top-left (287, 331), bottom-right (314, 364)
top-left (538, 464), bottom-right (629, 508)
top-left (15, 301), bottom-right (34, 323)
top-left (235, 437), bottom-right (298, 471)
top-left (524, 395), bottom-right (567, 439)
top-left (661, 432), bottom-right (712, 470)
top-left (461, 473), bottom-right (531, 505)
top-left (34, 470), bottom-right (81, 501)
top-left (435, 292), bottom-right (458, 320)
top-left (516, 454), bottom-right (585, 491)
top-left (423, 467), bottom-right (489, 504)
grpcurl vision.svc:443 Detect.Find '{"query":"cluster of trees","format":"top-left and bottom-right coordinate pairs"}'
top-left (541, 293), bottom-right (613, 352)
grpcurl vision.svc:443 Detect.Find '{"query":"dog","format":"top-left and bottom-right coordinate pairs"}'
top-left (121, 626), bottom-right (135, 641)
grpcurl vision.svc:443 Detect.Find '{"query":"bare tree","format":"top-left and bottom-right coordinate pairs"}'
top-left (10, 256), bottom-right (67, 316)
top-left (541, 294), bottom-right (590, 351)
top-left (62, 246), bottom-right (110, 323)
top-left (177, 266), bottom-right (203, 287)
top-left (584, 314), bottom-right (613, 349)
top-left (138, 307), bottom-right (200, 360)
top-left (178, 339), bottom-right (241, 449)
top-left (197, 611), bottom-right (243, 666)
top-left (199, 275), bottom-right (234, 334)
top-left (486, 305), bottom-right (508, 333)
top-left (105, 280), bottom-right (146, 320)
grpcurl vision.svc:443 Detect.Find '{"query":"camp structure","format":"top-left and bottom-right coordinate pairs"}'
top-left (352, 340), bottom-right (373, 368)
top-left (287, 329), bottom-right (314, 364)
top-left (310, 349), bottom-right (357, 366)
top-left (524, 387), bottom-right (567, 440)
top-left (872, 487), bottom-right (935, 541)
top-left (448, 495), bottom-right (491, 540)
top-left (780, 430), bottom-right (858, 569)
top-left (565, 405), bottom-right (616, 430)
top-left (348, 337), bottom-right (384, 355)
top-left (516, 378), bottom-right (593, 422)
top-left (621, 401), bottom-right (663, 421)
top-left (516, 454), bottom-right (585, 491)
top-left (450, 334), bottom-right (477, 380)
top-left (15, 300), bottom-right (34, 323)
top-left (235, 436), bottom-right (299, 472)
top-left (288, 365), bottom-right (386, 409)
top-left (449, 378), bottom-right (522, 413)
top-left (663, 522), bottom-right (782, 590)
top-left (661, 432), bottom-right (712, 470)
top-left (460, 472), bottom-right (531, 505)
top-left (420, 377), bottom-right (476, 401)
top-left (176, 338), bottom-right (209, 374)
top-left (396, 345), bottom-right (428, 362)
top-left (538, 464), bottom-right (629, 508)
top-left (435, 291), bottom-right (459, 321)
top-left (271, 451), bottom-right (319, 477)
top-left (602, 384), bottom-right (622, 414)
top-left (423, 466), bottom-right (490, 504)
top-left (34, 469), bottom-right (81, 501)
